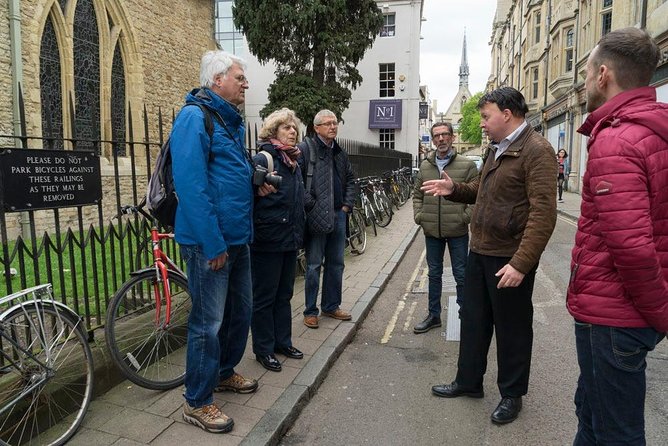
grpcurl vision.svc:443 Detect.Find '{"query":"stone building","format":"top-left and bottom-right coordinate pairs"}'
top-left (487, 0), bottom-right (668, 193)
top-left (0, 0), bottom-right (216, 237)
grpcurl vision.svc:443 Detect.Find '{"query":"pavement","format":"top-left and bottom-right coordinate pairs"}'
top-left (67, 190), bottom-right (583, 446)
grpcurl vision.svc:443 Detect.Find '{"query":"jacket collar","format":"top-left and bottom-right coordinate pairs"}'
top-left (577, 86), bottom-right (656, 137)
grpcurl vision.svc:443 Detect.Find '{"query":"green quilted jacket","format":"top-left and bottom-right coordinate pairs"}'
top-left (413, 151), bottom-right (478, 238)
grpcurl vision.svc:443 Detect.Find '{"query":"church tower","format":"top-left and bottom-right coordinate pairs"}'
top-left (443, 31), bottom-right (473, 153)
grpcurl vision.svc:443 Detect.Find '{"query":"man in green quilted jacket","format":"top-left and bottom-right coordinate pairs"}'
top-left (412, 122), bottom-right (478, 333)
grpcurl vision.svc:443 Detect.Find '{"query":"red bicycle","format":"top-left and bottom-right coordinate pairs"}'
top-left (104, 200), bottom-right (190, 390)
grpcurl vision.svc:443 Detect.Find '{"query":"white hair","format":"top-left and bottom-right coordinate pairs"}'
top-left (199, 50), bottom-right (247, 88)
top-left (313, 109), bottom-right (337, 126)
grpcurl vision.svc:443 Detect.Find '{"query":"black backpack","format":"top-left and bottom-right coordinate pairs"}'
top-left (146, 103), bottom-right (215, 229)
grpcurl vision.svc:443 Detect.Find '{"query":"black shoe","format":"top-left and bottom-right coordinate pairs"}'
top-left (413, 315), bottom-right (442, 334)
top-left (275, 346), bottom-right (304, 359)
top-left (256, 354), bottom-right (282, 372)
top-left (491, 397), bottom-right (522, 424)
top-left (431, 381), bottom-right (484, 398)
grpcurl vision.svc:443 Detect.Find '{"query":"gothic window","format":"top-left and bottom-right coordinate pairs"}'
top-left (601, 0), bottom-right (613, 37)
top-left (40, 16), bottom-right (63, 149)
top-left (58, 0), bottom-right (68, 10)
top-left (111, 41), bottom-right (126, 155)
top-left (73, 0), bottom-right (101, 152)
top-left (565, 28), bottom-right (574, 73)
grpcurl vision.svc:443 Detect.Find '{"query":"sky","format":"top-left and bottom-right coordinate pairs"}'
top-left (419, 0), bottom-right (498, 114)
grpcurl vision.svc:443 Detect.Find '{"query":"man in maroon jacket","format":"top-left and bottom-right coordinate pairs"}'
top-left (568, 27), bottom-right (668, 445)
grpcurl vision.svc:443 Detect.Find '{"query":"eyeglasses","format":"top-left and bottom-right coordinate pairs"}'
top-left (433, 132), bottom-right (452, 138)
top-left (316, 121), bottom-right (338, 127)
top-left (234, 75), bottom-right (249, 85)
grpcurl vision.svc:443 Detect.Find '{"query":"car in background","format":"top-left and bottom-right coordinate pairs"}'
top-left (464, 155), bottom-right (484, 172)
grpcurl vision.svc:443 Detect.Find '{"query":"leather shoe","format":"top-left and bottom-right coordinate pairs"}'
top-left (275, 346), bottom-right (303, 359)
top-left (431, 381), bottom-right (484, 398)
top-left (414, 315), bottom-right (442, 334)
top-left (304, 315), bottom-right (319, 328)
top-left (256, 354), bottom-right (281, 372)
top-left (491, 397), bottom-right (522, 424)
top-left (322, 308), bottom-right (352, 321)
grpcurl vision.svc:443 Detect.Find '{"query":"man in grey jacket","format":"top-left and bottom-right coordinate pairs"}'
top-left (298, 110), bottom-right (356, 329)
top-left (413, 122), bottom-right (478, 333)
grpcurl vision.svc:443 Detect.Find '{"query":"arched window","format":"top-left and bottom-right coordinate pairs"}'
top-left (111, 41), bottom-right (126, 155)
top-left (39, 15), bottom-right (63, 149)
top-left (73, 0), bottom-right (101, 151)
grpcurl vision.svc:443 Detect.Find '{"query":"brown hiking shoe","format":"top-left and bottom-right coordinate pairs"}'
top-left (322, 308), bottom-right (352, 321)
top-left (214, 373), bottom-right (258, 394)
top-left (304, 315), bottom-right (319, 328)
top-left (182, 402), bottom-right (234, 433)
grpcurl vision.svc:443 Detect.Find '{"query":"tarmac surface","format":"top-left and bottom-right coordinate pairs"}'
top-left (67, 190), bottom-right (583, 446)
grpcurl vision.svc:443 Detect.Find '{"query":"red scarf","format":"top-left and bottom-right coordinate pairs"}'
top-left (269, 138), bottom-right (301, 171)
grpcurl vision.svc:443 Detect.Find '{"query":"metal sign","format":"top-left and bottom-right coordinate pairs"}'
top-left (368, 99), bottom-right (402, 129)
top-left (0, 148), bottom-right (102, 212)
top-left (419, 101), bottom-right (429, 119)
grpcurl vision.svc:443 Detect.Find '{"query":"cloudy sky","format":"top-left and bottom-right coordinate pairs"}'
top-left (419, 0), bottom-right (498, 114)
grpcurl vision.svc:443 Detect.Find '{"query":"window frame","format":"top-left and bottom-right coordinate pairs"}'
top-left (601, 0), bottom-right (613, 37)
top-left (534, 11), bottom-right (541, 44)
top-left (379, 128), bottom-right (396, 150)
top-left (564, 28), bottom-right (574, 73)
top-left (380, 13), bottom-right (396, 37)
top-left (379, 63), bottom-right (396, 98)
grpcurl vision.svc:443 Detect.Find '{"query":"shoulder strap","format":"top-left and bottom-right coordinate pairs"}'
top-left (305, 136), bottom-right (318, 193)
top-left (184, 102), bottom-right (215, 162)
top-left (258, 150), bottom-right (273, 172)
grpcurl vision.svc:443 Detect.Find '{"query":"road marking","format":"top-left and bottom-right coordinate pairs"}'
top-left (403, 300), bottom-right (418, 331)
top-left (380, 248), bottom-right (425, 344)
top-left (558, 215), bottom-right (577, 227)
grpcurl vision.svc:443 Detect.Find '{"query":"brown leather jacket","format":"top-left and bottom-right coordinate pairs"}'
top-left (449, 125), bottom-right (557, 274)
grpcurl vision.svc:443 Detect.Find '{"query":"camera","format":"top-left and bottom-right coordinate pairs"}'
top-left (253, 165), bottom-right (282, 189)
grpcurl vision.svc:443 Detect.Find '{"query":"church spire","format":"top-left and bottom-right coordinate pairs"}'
top-left (459, 30), bottom-right (469, 87)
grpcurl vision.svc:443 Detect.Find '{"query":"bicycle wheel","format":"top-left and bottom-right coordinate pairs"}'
top-left (348, 209), bottom-right (367, 255)
top-left (105, 270), bottom-right (191, 390)
top-left (362, 200), bottom-right (378, 236)
top-left (374, 193), bottom-right (393, 227)
top-left (0, 302), bottom-right (94, 446)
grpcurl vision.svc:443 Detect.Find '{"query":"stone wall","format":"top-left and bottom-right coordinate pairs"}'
top-left (1, 0), bottom-right (215, 240)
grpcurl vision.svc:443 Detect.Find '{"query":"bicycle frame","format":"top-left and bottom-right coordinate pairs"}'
top-left (145, 228), bottom-right (184, 328)
top-left (0, 284), bottom-right (81, 417)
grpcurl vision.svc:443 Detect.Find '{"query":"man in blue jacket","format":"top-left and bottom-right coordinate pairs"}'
top-left (171, 50), bottom-right (257, 434)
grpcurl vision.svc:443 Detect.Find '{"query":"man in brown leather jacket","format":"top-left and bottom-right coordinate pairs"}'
top-left (421, 87), bottom-right (557, 425)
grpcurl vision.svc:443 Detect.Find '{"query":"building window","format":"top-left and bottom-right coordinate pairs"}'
top-left (601, 0), bottom-right (613, 36)
top-left (532, 67), bottom-right (539, 99)
top-left (40, 16), bottom-right (63, 149)
top-left (380, 13), bottom-right (395, 37)
top-left (379, 129), bottom-right (395, 150)
top-left (534, 11), bottom-right (541, 44)
top-left (564, 28), bottom-right (574, 72)
top-left (379, 63), bottom-right (395, 97)
top-left (111, 42), bottom-right (126, 155)
top-left (215, 0), bottom-right (244, 55)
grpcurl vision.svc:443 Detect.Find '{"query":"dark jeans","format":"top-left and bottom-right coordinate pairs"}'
top-left (304, 210), bottom-right (346, 316)
top-left (251, 250), bottom-right (297, 355)
top-left (424, 234), bottom-right (469, 317)
top-left (180, 244), bottom-right (252, 408)
top-left (573, 322), bottom-right (664, 446)
top-left (455, 252), bottom-right (537, 397)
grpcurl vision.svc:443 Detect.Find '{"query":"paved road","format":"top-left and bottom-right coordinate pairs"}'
top-left (279, 216), bottom-right (668, 445)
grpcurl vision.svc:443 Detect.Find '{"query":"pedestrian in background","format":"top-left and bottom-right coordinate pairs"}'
top-left (421, 87), bottom-right (557, 425)
top-left (298, 110), bottom-right (357, 329)
top-left (567, 27), bottom-right (668, 446)
top-left (412, 121), bottom-right (477, 333)
top-left (171, 50), bottom-right (259, 434)
top-left (251, 108), bottom-right (306, 372)
top-left (556, 148), bottom-right (568, 202)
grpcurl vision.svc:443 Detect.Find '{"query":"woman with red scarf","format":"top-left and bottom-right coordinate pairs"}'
top-left (250, 108), bottom-right (306, 372)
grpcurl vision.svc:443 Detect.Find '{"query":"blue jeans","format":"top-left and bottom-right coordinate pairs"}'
top-left (180, 244), bottom-right (252, 408)
top-left (573, 321), bottom-right (664, 446)
top-left (424, 234), bottom-right (468, 317)
top-left (304, 209), bottom-right (346, 316)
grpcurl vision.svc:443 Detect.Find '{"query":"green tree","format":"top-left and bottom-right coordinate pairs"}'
top-left (233, 0), bottom-right (383, 132)
top-left (458, 92), bottom-right (483, 145)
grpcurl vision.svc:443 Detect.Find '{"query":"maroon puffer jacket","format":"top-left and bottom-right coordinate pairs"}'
top-left (567, 87), bottom-right (668, 333)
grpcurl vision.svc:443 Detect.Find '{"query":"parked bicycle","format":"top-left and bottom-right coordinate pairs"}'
top-left (346, 207), bottom-right (367, 255)
top-left (105, 200), bottom-right (190, 390)
top-left (0, 283), bottom-right (94, 446)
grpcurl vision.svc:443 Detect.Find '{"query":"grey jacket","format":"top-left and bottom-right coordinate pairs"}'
top-left (413, 151), bottom-right (478, 238)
